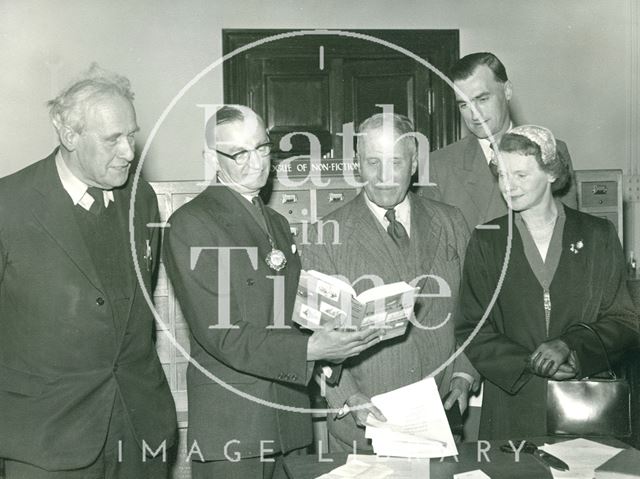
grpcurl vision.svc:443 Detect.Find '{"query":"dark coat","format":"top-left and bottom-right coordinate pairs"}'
top-left (419, 134), bottom-right (578, 229)
top-left (456, 205), bottom-right (639, 439)
top-left (0, 151), bottom-right (176, 469)
top-left (162, 184), bottom-right (312, 460)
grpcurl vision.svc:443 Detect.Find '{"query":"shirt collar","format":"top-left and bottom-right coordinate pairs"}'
top-left (363, 192), bottom-right (411, 237)
top-left (216, 176), bottom-right (256, 204)
top-left (478, 122), bottom-right (514, 164)
top-left (55, 151), bottom-right (114, 209)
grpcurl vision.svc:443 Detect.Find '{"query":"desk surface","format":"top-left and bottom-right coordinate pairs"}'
top-left (283, 437), bottom-right (628, 479)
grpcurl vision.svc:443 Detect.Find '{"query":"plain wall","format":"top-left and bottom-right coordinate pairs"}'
top-left (0, 0), bottom-right (635, 181)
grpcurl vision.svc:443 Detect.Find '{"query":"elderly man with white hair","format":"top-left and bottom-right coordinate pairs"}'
top-left (302, 112), bottom-right (480, 452)
top-left (0, 64), bottom-right (177, 478)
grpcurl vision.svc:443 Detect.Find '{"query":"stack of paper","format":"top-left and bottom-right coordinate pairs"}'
top-left (364, 378), bottom-right (458, 458)
top-left (539, 438), bottom-right (623, 479)
top-left (595, 448), bottom-right (640, 478)
top-left (315, 454), bottom-right (430, 479)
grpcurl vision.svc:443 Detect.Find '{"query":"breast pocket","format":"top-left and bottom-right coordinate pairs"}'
top-left (0, 365), bottom-right (45, 397)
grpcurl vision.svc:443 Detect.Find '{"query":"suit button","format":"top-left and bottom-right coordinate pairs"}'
top-left (96, 297), bottom-right (105, 306)
top-left (246, 278), bottom-right (255, 286)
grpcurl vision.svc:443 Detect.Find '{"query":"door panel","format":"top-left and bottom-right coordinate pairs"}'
top-left (226, 30), bottom-right (459, 154)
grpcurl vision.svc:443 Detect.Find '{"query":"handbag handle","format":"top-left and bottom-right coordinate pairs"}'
top-left (569, 322), bottom-right (616, 379)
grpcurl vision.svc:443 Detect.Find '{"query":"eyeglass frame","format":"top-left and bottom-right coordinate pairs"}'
top-left (214, 139), bottom-right (273, 164)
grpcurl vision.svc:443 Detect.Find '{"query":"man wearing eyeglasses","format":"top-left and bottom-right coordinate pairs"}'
top-left (163, 105), bottom-right (381, 479)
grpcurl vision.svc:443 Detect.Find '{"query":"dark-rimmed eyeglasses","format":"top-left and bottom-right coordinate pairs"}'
top-left (215, 141), bottom-right (272, 164)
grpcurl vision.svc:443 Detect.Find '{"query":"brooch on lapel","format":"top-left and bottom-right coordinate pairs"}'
top-left (569, 239), bottom-right (584, 254)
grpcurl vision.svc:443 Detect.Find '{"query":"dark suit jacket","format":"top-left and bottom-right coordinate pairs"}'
top-left (0, 151), bottom-right (176, 470)
top-left (162, 185), bottom-right (313, 460)
top-left (456, 206), bottom-right (639, 439)
top-left (419, 135), bottom-right (578, 228)
top-left (302, 191), bottom-right (479, 449)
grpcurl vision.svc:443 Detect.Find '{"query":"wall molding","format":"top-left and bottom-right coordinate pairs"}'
top-left (628, 0), bottom-right (639, 176)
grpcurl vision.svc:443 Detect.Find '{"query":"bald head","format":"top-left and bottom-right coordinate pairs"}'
top-left (205, 105), bottom-right (264, 149)
top-left (356, 113), bottom-right (418, 209)
top-left (356, 113), bottom-right (417, 158)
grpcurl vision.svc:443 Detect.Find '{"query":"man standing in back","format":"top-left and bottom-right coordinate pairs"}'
top-left (420, 52), bottom-right (577, 228)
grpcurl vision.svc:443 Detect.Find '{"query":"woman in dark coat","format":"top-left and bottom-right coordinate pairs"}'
top-left (456, 125), bottom-right (639, 439)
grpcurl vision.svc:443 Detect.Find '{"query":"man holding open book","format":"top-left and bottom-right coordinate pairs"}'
top-left (302, 112), bottom-right (480, 452)
top-left (163, 105), bottom-right (381, 478)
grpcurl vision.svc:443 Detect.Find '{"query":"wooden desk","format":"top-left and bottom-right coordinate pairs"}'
top-left (283, 437), bottom-right (628, 479)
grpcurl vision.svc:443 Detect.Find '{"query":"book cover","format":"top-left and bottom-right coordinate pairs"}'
top-left (293, 270), bottom-right (416, 340)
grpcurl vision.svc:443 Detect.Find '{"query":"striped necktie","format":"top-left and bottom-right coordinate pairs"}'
top-left (488, 144), bottom-right (499, 177)
top-left (385, 208), bottom-right (410, 253)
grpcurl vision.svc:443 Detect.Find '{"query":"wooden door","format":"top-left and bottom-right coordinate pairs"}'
top-left (247, 55), bottom-right (334, 159)
top-left (224, 29), bottom-right (460, 154)
top-left (342, 57), bottom-right (432, 153)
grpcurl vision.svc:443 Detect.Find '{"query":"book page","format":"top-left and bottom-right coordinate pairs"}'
top-left (307, 269), bottom-right (357, 297)
top-left (355, 281), bottom-right (414, 304)
top-left (365, 377), bottom-right (458, 458)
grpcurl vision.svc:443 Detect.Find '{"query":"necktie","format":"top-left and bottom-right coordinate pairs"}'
top-left (488, 144), bottom-right (499, 178)
top-left (86, 187), bottom-right (105, 216)
top-left (385, 208), bottom-right (410, 253)
top-left (252, 196), bottom-right (271, 235)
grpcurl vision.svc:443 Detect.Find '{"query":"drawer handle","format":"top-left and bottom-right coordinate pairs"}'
top-left (328, 193), bottom-right (344, 203)
top-left (592, 184), bottom-right (608, 195)
top-left (282, 194), bottom-right (298, 204)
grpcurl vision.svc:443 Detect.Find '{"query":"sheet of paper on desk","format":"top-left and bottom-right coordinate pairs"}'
top-left (314, 455), bottom-right (431, 479)
top-left (365, 377), bottom-right (458, 458)
top-left (540, 438), bottom-right (623, 479)
top-left (453, 470), bottom-right (491, 479)
top-left (314, 457), bottom-right (393, 479)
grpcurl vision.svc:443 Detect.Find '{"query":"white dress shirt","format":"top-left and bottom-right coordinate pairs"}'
top-left (55, 152), bottom-right (114, 210)
top-left (478, 122), bottom-right (514, 164)
top-left (363, 193), bottom-right (411, 237)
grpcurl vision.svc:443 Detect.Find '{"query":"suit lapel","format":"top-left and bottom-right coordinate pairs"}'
top-left (347, 193), bottom-right (407, 281)
top-left (113, 184), bottom-right (147, 335)
top-left (208, 186), bottom-right (274, 263)
top-left (460, 137), bottom-right (501, 225)
top-left (408, 193), bottom-right (443, 279)
top-left (30, 154), bottom-right (104, 293)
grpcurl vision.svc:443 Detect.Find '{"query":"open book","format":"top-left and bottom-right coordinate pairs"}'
top-left (292, 269), bottom-right (416, 340)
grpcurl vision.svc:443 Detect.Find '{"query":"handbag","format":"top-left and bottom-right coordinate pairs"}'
top-left (547, 322), bottom-right (632, 437)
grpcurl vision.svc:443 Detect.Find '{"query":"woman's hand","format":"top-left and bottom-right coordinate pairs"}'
top-left (550, 351), bottom-right (580, 380)
top-left (529, 338), bottom-right (571, 377)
